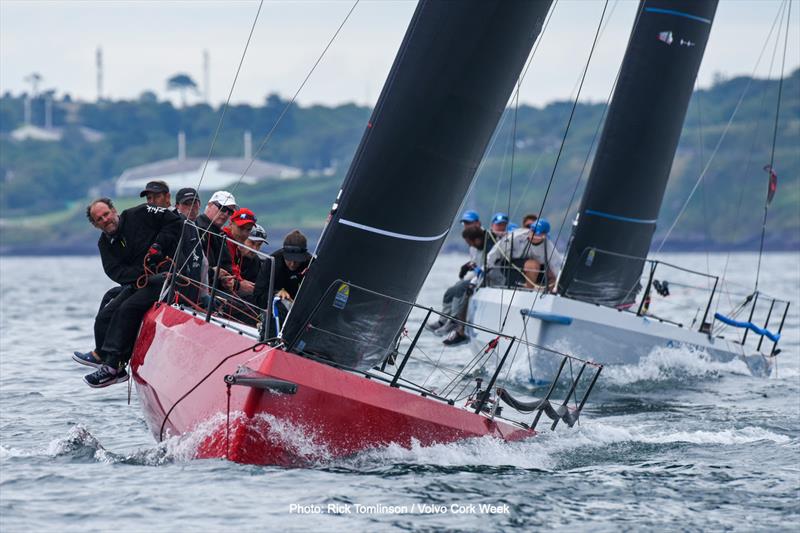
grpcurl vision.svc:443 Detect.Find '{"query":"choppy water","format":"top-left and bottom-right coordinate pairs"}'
top-left (1, 252), bottom-right (798, 532)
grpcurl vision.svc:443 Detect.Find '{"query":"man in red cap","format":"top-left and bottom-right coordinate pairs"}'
top-left (223, 207), bottom-right (257, 294)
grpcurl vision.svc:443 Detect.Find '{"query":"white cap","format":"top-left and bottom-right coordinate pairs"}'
top-left (209, 190), bottom-right (237, 208)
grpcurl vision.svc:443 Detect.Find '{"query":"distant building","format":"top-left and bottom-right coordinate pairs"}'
top-left (114, 131), bottom-right (303, 196)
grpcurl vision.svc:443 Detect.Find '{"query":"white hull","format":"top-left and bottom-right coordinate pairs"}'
top-left (468, 288), bottom-right (773, 377)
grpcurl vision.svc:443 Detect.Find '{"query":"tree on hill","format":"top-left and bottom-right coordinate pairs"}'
top-left (166, 74), bottom-right (198, 108)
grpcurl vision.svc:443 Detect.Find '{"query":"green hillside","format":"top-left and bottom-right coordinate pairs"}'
top-left (0, 70), bottom-right (797, 254)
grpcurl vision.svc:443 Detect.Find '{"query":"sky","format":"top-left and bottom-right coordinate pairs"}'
top-left (1, 0), bottom-right (798, 109)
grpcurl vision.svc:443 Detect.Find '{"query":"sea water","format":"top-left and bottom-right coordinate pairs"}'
top-left (0, 253), bottom-right (798, 531)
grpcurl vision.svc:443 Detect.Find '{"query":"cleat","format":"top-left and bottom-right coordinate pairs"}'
top-left (84, 365), bottom-right (129, 388)
top-left (73, 350), bottom-right (103, 369)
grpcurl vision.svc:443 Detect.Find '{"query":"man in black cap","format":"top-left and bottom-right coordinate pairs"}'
top-left (172, 188), bottom-right (205, 304)
top-left (175, 187), bottom-right (201, 221)
top-left (140, 180), bottom-right (171, 208)
top-left (253, 230), bottom-right (312, 334)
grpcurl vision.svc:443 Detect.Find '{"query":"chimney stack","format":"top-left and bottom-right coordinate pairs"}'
top-left (178, 131), bottom-right (186, 161)
top-left (244, 130), bottom-right (252, 160)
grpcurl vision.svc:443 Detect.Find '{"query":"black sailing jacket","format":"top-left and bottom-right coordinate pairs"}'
top-left (98, 204), bottom-right (182, 285)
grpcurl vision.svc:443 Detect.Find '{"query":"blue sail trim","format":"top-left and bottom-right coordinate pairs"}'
top-left (644, 7), bottom-right (712, 24)
top-left (584, 209), bottom-right (657, 225)
top-left (714, 313), bottom-right (780, 343)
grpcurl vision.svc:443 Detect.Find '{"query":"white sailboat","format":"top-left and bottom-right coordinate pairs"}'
top-left (467, 0), bottom-right (791, 378)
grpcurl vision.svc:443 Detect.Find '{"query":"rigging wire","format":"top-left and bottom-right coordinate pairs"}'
top-left (194, 0), bottom-right (264, 193)
top-left (755, 0), bottom-right (792, 292)
top-left (654, 1), bottom-right (791, 255)
top-left (511, 0), bottom-right (620, 221)
top-left (694, 81), bottom-right (713, 289)
top-left (497, 0), bottom-right (610, 334)
top-left (228, 0), bottom-right (360, 197)
top-left (715, 0), bottom-right (789, 318)
top-left (551, 0), bottom-right (637, 255)
top-left (469, 0), bottom-right (559, 222)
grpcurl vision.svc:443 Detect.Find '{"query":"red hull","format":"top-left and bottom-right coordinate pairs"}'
top-left (131, 304), bottom-right (534, 465)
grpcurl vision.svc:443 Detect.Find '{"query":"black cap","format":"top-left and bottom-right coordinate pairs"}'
top-left (282, 230), bottom-right (311, 262)
top-left (176, 187), bottom-right (199, 204)
top-left (139, 180), bottom-right (170, 197)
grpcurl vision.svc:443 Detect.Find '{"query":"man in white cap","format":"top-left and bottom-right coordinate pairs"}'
top-left (195, 190), bottom-right (237, 291)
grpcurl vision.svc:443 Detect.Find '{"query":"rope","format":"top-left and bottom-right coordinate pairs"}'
top-left (496, 0), bottom-right (610, 334)
top-left (655, 0), bottom-right (790, 254)
top-left (755, 0), bottom-right (792, 292)
top-left (229, 0), bottom-right (360, 197)
top-left (158, 341), bottom-right (274, 441)
top-left (195, 0), bottom-right (264, 193)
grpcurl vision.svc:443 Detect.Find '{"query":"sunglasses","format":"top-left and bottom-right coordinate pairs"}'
top-left (213, 202), bottom-right (235, 215)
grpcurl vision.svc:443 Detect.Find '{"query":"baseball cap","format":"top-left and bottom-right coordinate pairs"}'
top-left (460, 210), bottom-right (480, 223)
top-left (282, 230), bottom-right (311, 263)
top-left (209, 190), bottom-right (237, 208)
top-left (176, 187), bottom-right (199, 204)
top-left (248, 224), bottom-right (268, 244)
top-left (530, 218), bottom-right (551, 236)
top-left (507, 223), bottom-right (519, 232)
top-left (139, 180), bottom-right (169, 197)
top-left (231, 208), bottom-right (257, 227)
top-left (491, 212), bottom-right (509, 225)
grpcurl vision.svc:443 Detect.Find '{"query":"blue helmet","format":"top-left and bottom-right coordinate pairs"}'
top-left (460, 210), bottom-right (480, 223)
top-left (530, 218), bottom-right (550, 236)
top-left (491, 212), bottom-right (509, 225)
top-left (507, 223), bottom-right (519, 232)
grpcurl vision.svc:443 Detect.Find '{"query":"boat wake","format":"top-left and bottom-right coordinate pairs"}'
top-left (332, 421), bottom-right (792, 472)
top-left (602, 345), bottom-right (752, 387)
top-left (2, 416), bottom-right (790, 472)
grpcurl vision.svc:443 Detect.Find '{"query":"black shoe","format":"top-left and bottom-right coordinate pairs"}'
top-left (72, 350), bottom-right (103, 369)
top-left (84, 365), bottom-right (129, 388)
top-left (443, 330), bottom-right (468, 346)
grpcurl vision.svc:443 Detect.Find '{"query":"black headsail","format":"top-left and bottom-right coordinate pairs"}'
top-left (282, 0), bottom-right (553, 369)
top-left (558, 0), bottom-right (718, 306)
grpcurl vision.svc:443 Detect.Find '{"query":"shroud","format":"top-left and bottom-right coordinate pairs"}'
top-left (282, 0), bottom-right (553, 369)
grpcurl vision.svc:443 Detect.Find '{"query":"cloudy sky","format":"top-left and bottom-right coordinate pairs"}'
top-left (1, 0), bottom-right (798, 108)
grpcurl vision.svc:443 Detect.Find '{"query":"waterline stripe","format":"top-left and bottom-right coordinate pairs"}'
top-left (644, 7), bottom-right (711, 24)
top-left (585, 209), bottom-right (657, 224)
top-left (338, 219), bottom-right (448, 242)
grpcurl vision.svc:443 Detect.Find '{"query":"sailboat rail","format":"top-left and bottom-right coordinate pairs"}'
top-left (159, 219), bottom-right (276, 337)
top-left (289, 278), bottom-right (604, 429)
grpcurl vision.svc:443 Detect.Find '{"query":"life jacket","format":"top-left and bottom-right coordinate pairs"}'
top-left (222, 226), bottom-right (243, 280)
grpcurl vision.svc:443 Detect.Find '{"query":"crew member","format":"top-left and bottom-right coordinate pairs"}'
top-left (427, 226), bottom-right (486, 346)
top-left (172, 188), bottom-right (205, 304)
top-left (140, 180), bottom-right (171, 208)
top-left (195, 190), bottom-right (237, 292)
top-left (77, 197), bottom-right (181, 387)
top-left (240, 224), bottom-right (268, 283)
top-left (223, 208), bottom-right (257, 290)
top-left (253, 230), bottom-right (312, 335)
top-left (486, 218), bottom-right (562, 291)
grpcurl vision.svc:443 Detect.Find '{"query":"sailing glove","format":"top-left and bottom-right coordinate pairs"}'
top-left (459, 262), bottom-right (476, 279)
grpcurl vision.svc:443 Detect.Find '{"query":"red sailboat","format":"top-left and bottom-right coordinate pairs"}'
top-left (131, 0), bottom-right (603, 466)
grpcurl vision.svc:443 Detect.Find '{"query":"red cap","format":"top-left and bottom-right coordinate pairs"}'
top-left (231, 208), bottom-right (257, 227)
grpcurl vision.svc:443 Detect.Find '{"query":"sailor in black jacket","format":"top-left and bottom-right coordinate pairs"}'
top-left (80, 198), bottom-right (181, 388)
top-left (195, 190), bottom-right (237, 292)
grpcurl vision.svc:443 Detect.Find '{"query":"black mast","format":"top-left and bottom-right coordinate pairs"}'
top-left (282, 0), bottom-right (553, 369)
top-left (558, 0), bottom-right (718, 306)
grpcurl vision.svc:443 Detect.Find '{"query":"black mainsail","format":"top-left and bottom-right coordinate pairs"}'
top-left (558, 0), bottom-right (718, 306)
top-left (282, 0), bottom-right (553, 369)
